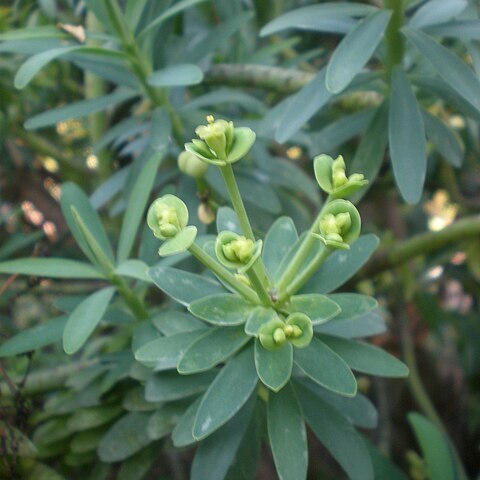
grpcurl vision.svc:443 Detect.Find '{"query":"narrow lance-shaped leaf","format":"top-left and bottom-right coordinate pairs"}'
top-left (389, 66), bottom-right (427, 204)
top-left (255, 340), bottom-right (293, 392)
top-left (148, 63), bottom-right (203, 87)
top-left (326, 10), bottom-right (392, 94)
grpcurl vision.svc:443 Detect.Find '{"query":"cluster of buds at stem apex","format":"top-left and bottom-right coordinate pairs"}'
top-left (215, 231), bottom-right (262, 273)
top-left (147, 195), bottom-right (197, 256)
top-left (313, 199), bottom-right (361, 250)
top-left (178, 151), bottom-right (208, 179)
top-left (314, 154), bottom-right (368, 199)
top-left (259, 313), bottom-right (313, 350)
top-left (184, 115), bottom-right (256, 166)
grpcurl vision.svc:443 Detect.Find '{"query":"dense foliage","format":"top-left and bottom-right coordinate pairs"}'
top-left (1, 0), bottom-right (480, 479)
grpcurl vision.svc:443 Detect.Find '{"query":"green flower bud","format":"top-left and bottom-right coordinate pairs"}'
top-left (285, 312), bottom-right (313, 349)
top-left (313, 199), bottom-right (361, 250)
top-left (215, 231), bottom-right (262, 273)
top-left (259, 318), bottom-right (287, 350)
top-left (314, 154), bottom-right (368, 199)
top-left (178, 151), bottom-right (208, 178)
top-left (185, 116), bottom-right (256, 166)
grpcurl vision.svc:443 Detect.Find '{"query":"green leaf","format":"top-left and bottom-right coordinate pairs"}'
top-left (289, 294), bottom-right (341, 325)
top-left (135, 330), bottom-right (206, 370)
top-left (189, 294), bottom-right (256, 326)
top-left (172, 397), bottom-right (202, 448)
top-left (152, 311), bottom-right (207, 336)
top-left (178, 326), bottom-right (251, 374)
top-left (14, 46), bottom-right (124, 89)
top-left (158, 226), bottom-right (198, 257)
top-left (255, 340), bottom-right (293, 392)
top-left (297, 377), bottom-right (377, 429)
top-left (262, 217), bottom-right (298, 278)
top-left (422, 110), bottom-right (463, 168)
top-left (0, 258), bottom-right (104, 279)
top-left (319, 335), bottom-right (409, 377)
top-left (63, 287), bottom-right (115, 355)
top-left (147, 404), bottom-right (184, 440)
top-left (296, 382), bottom-right (373, 480)
top-left (267, 383), bottom-right (307, 480)
top-left (275, 69), bottom-right (331, 143)
top-left (0, 26), bottom-right (67, 40)
top-left (148, 63), bottom-right (203, 87)
top-left (260, 3), bottom-right (377, 36)
top-left (139, 0), bottom-right (209, 38)
top-left (193, 345), bottom-right (258, 439)
top-left (349, 101), bottom-right (388, 203)
top-left (117, 445), bottom-right (157, 480)
top-left (315, 312), bottom-right (386, 338)
top-left (70, 427), bottom-right (107, 454)
top-left (115, 260), bottom-right (150, 282)
top-left (0, 316), bottom-right (66, 357)
top-left (294, 337), bottom-right (357, 396)
top-left (191, 396), bottom-right (255, 480)
top-left (148, 266), bottom-right (225, 306)
top-left (145, 371), bottom-right (216, 402)
top-left (402, 27), bottom-right (480, 112)
top-left (117, 151), bottom-right (164, 263)
top-left (97, 413), bottom-right (151, 462)
top-left (304, 234), bottom-right (379, 293)
top-left (68, 405), bottom-right (123, 431)
top-left (245, 307), bottom-right (278, 337)
top-left (216, 207), bottom-right (241, 234)
top-left (408, 413), bottom-right (463, 480)
top-left (389, 66), bottom-right (427, 204)
top-left (327, 293), bottom-right (378, 320)
top-left (365, 439), bottom-right (408, 480)
top-left (25, 90), bottom-right (137, 130)
top-left (426, 20), bottom-right (480, 40)
top-left (408, 0), bottom-right (468, 29)
top-left (326, 11), bottom-right (392, 94)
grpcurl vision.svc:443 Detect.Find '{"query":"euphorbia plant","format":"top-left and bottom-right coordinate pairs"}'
top-left (137, 118), bottom-right (409, 480)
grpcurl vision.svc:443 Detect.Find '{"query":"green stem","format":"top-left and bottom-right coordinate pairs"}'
top-left (110, 275), bottom-right (149, 320)
top-left (384, 0), bottom-right (405, 79)
top-left (247, 262), bottom-right (273, 306)
top-left (188, 242), bottom-right (260, 304)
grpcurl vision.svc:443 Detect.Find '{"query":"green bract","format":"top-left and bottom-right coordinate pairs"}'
top-left (184, 116), bottom-right (256, 166)
top-left (147, 195), bottom-right (197, 256)
top-left (314, 154), bottom-right (368, 199)
top-left (313, 199), bottom-right (361, 250)
top-left (215, 231), bottom-right (262, 273)
top-left (259, 317), bottom-right (287, 350)
top-left (259, 313), bottom-right (313, 350)
top-left (178, 150), bottom-right (209, 178)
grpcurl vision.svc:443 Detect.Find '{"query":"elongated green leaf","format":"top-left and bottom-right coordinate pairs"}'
top-left (294, 337), bottom-right (357, 396)
top-left (408, 0), bottom-right (468, 29)
top-left (25, 90), bottom-right (137, 130)
top-left (320, 335), bottom-right (409, 377)
top-left (304, 234), bottom-right (379, 293)
top-left (178, 326), bottom-right (250, 374)
top-left (216, 207), bottom-right (241, 234)
top-left (135, 330), bottom-right (206, 370)
top-left (315, 312), bottom-right (386, 338)
top-left (98, 413), bottom-right (151, 462)
top-left (147, 404), bottom-right (184, 440)
top-left (139, 0), bottom-right (209, 38)
top-left (389, 66), bottom-right (427, 204)
top-left (15, 46), bottom-right (125, 89)
top-left (148, 63), bottom-right (203, 87)
top-left (408, 413), bottom-right (463, 480)
top-left (422, 110), bottom-right (463, 167)
top-left (260, 3), bottom-right (377, 36)
top-left (63, 287), bottom-right (115, 354)
top-left (326, 11), bottom-right (391, 94)
top-left (268, 383), bottom-right (307, 480)
top-left (171, 398), bottom-right (202, 447)
top-left (68, 405), bottom-right (123, 431)
top-left (245, 307), bottom-right (278, 337)
top-left (403, 27), bottom-right (480, 112)
top-left (115, 260), bottom-right (150, 282)
top-left (191, 396), bottom-right (255, 480)
top-left (365, 439), bottom-right (408, 480)
top-left (289, 294), bottom-right (341, 325)
top-left (117, 151), bottom-right (164, 262)
top-left (350, 101), bottom-right (388, 203)
top-left (255, 340), bottom-right (292, 392)
top-left (0, 258), bottom-right (104, 279)
top-left (145, 371), bottom-right (216, 402)
top-left (296, 383), bottom-right (373, 480)
top-left (275, 69), bottom-right (331, 143)
top-left (152, 311), bottom-right (206, 336)
top-left (0, 316), bottom-right (66, 357)
top-left (117, 445), bottom-right (157, 480)
top-left (148, 266), bottom-right (225, 306)
top-left (0, 26), bottom-right (67, 40)
top-left (262, 217), bottom-right (298, 278)
top-left (189, 294), bottom-right (255, 326)
top-left (193, 345), bottom-right (257, 439)
top-left (327, 293), bottom-right (378, 320)
top-left (426, 20), bottom-right (480, 40)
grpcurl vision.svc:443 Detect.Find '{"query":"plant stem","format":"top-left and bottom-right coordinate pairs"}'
top-left (247, 262), bottom-right (273, 306)
top-left (384, 0), bottom-right (405, 79)
top-left (188, 242), bottom-right (260, 304)
top-left (110, 275), bottom-right (149, 320)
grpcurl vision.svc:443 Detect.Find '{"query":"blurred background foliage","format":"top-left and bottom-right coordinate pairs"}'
top-left (0, 0), bottom-right (480, 478)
